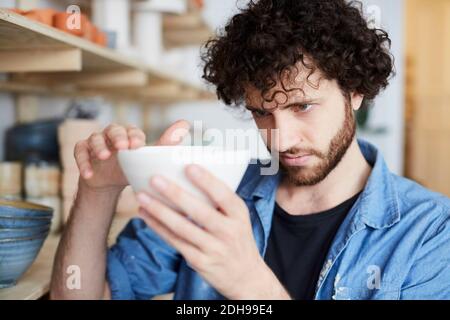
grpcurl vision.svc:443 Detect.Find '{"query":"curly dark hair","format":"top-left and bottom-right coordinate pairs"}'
top-left (201, 0), bottom-right (394, 108)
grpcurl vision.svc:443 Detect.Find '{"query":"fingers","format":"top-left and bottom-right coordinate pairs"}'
top-left (185, 164), bottom-right (247, 219)
top-left (74, 140), bottom-right (93, 179)
top-left (74, 124), bottom-right (147, 180)
top-left (137, 193), bottom-right (218, 253)
top-left (87, 133), bottom-right (111, 160)
top-left (104, 124), bottom-right (130, 150)
top-left (74, 120), bottom-right (191, 182)
top-left (155, 119), bottom-right (191, 146)
top-left (148, 175), bottom-right (228, 235)
top-left (139, 209), bottom-right (204, 266)
top-left (127, 126), bottom-right (146, 149)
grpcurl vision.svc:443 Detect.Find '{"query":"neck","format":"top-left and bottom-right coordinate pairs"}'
top-left (276, 138), bottom-right (372, 215)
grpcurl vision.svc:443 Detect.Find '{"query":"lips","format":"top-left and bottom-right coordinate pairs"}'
top-left (280, 154), bottom-right (312, 166)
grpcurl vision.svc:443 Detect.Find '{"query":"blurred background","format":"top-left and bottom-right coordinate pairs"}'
top-left (0, 0), bottom-right (448, 231)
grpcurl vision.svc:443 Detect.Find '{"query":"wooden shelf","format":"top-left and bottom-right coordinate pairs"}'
top-left (0, 8), bottom-right (214, 103)
top-left (0, 217), bottom-right (130, 300)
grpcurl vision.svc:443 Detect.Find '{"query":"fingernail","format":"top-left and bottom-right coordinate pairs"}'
top-left (187, 165), bottom-right (202, 178)
top-left (151, 176), bottom-right (168, 190)
top-left (137, 193), bottom-right (153, 205)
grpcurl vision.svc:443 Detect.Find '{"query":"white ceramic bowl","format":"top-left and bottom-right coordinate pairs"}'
top-left (118, 146), bottom-right (251, 209)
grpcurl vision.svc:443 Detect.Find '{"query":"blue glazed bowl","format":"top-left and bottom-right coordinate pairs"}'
top-left (0, 216), bottom-right (52, 229)
top-left (0, 225), bottom-right (50, 240)
top-left (0, 200), bottom-right (53, 218)
top-left (0, 200), bottom-right (53, 229)
top-left (0, 200), bottom-right (53, 288)
top-left (0, 235), bottom-right (48, 288)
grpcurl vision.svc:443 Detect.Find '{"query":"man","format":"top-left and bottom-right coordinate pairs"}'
top-left (51, 0), bottom-right (450, 300)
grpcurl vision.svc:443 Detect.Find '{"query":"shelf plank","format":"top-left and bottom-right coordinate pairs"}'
top-left (0, 8), bottom-right (213, 103)
top-left (0, 9), bottom-right (146, 72)
top-left (0, 217), bottom-right (130, 300)
top-left (0, 48), bottom-right (81, 72)
top-left (0, 80), bottom-right (215, 104)
top-left (12, 70), bottom-right (149, 88)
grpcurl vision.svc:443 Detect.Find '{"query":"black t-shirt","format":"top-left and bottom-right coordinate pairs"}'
top-left (264, 192), bottom-right (361, 300)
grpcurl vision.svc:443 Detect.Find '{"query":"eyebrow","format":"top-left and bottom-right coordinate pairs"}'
top-left (245, 100), bottom-right (317, 112)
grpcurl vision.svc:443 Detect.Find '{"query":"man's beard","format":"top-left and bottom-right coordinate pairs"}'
top-left (278, 104), bottom-right (356, 186)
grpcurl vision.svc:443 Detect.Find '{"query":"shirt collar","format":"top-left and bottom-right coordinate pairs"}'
top-left (238, 139), bottom-right (401, 229)
top-left (356, 139), bottom-right (401, 229)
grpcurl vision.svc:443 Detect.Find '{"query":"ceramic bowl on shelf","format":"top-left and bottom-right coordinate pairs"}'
top-left (0, 200), bottom-right (52, 229)
top-left (118, 146), bottom-right (251, 210)
top-left (0, 236), bottom-right (48, 288)
top-left (0, 200), bottom-right (53, 288)
top-left (0, 200), bottom-right (53, 219)
top-left (0, 224), bottom-right (50, 240)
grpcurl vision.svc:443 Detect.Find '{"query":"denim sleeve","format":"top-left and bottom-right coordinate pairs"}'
top-left (106, 218), bottom-right (181, 300)
top-left (400, 208), bottom-right (450, 300)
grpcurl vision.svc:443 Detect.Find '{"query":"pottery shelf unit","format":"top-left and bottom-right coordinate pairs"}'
top-left (0, 9), bottom-right (214, 104)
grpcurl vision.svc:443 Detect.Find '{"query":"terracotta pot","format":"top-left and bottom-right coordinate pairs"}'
top-left (83, 21), bottom-right (97, 42)
top-left (23, 9), bottom-right (56, 26)
top-left (53, 12), bottom-right (88, 37)
top-left (95, 30), bottom-right (108, 47)
top-left (189, 0), bottom-right (204, 10)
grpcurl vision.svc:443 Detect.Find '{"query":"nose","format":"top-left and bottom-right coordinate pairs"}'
top-left (271, 112), bottom-right (300, 153)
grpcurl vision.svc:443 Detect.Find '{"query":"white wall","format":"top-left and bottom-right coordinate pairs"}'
top-left (359, 0), bottom-right (405, 175)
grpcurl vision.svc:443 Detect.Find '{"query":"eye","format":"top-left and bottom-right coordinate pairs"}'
top-left (292, 104), bottom-right (314, 113)
top-left (251, 109), bottom-right (271, 118)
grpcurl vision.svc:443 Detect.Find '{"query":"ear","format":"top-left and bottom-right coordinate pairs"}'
top-left (350, 92), bottom-right (364, 111)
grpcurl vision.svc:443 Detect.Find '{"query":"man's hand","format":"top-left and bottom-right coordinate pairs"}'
top-left (51, 120), bottom-right (191, 300)
top-left (74, 121), bottom-right (190, 193)
top-left (136, 164), bottom-right (291, 300)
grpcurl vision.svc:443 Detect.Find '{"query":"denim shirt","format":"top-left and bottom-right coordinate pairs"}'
top-left (107, 139), bottom-right (450, 300)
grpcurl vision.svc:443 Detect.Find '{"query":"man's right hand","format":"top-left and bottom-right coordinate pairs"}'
top-left (74, 120), bottom-right (191, 193)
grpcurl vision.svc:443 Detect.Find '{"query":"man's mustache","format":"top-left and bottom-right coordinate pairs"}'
top-left (266, 145), bottom-right (326, 160)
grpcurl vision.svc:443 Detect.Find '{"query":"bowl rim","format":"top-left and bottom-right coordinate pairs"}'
top-left (118, 145), bottom-right (251, 153)
top-left (0, 199), bottom-right (53, 213)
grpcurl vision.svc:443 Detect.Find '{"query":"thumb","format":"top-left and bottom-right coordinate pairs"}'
top-left (154, 120), bottom-right (191, 146)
